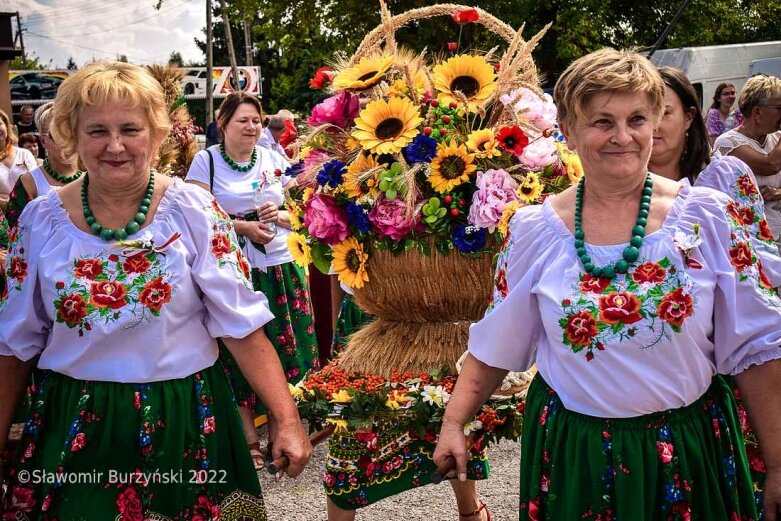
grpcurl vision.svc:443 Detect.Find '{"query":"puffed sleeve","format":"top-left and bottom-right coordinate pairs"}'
top-left (468, 208), bottom-right (544, 371)
top-left (19, 148), bottom-right (38, 173)
top-left (0, 203), bottom-right (51, 360)
top-left (178, 185), bottom-right (274, 339)
top-left (705, 108), bottom-right (720, 137)
top-left (184, 149), bottom-right (212, 186)
top-left (693, 188), bottom-right (781, 374)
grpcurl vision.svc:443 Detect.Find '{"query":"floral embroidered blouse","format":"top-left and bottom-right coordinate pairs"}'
top-left (0, 179), bottom-right (274, 383)
top-left (186, 145), bottom-right (292, 270)
top-left (705, 107), bottom-right (744, 139)
top-left (469, 183), bottom-right (781, 418)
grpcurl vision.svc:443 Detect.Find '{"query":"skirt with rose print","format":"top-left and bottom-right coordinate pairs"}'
top-left (219, 261), bottom-right (319, 415)
top-left (2, 365), bottom-right (267, 520)
top-left (324, 419), bottom-right (490, 510)
top-left (519, 374), bottom-right (757, 521)
top-left (330, 294), bottom-right (371, 357)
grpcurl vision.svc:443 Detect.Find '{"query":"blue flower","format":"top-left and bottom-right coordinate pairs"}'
top-left (346, 202), bottom-right (371, 233)
top-left (317, 160), bottom-right (347, 188)
top-left (453, 225), bottom-right (487, 253)
top-left (404, 134), bottom-right (438, 163)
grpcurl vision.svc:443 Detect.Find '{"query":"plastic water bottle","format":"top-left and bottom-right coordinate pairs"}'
top-left (252, 181), bottom-right (277, 235)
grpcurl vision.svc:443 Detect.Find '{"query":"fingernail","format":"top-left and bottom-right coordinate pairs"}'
top-left (459, 473), bottom-right (466, 482)
top-left (276, 472), bottom-right (281, 481)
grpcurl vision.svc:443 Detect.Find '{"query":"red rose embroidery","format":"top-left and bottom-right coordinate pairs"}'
top-left (736, 206), bottom-right (755, 226)
top-left (203, 416), bottom-right (216, 435)
top-left (8, 485), bottom-right (36, 513)
top-left (89, 281), bottom-right (128, 309)
top-left (598, 291), bottom-right (642, 325)
top-left (451, 8), bottom-right (479, 24)
top-left (726, 201), bottom-right (742, 223)
top-left (57, 294), bottom-right (88, 326)
top-left (122, 253), bottom-right (151, 274)
top-left (736, 175), bottom-right (758, 196)
top-left (656, 441), bottom-right (674, 463)
top-left (211, 233), bottom-right (232, 258)
top-left (70, 432), bottom-right (87, 452)
top-left (564, 310), bottom-right (598, 347)
top-left (656, 287), bottom-right (694, 327)
top-left (579, 273), bottom-right (611, 294)
top-left (495, 267), bottom-right (508, 298)
top-left (758, 261), bottom-right (773, 290)
top-left (729, 241), bottom-right (753, 272)
top-left (139, 277), bottom-right (172, 312)
top-left (237, 252), bottom-right (251, 279)
top-left (7, 225), bottom-right (18, 245)
top-left (192, 495), bottom-right (221, 521)
top-left (211, 198), bottom-right (230, 220)
top-left (631, 261), bottom-right (666, 284)
top-left (74, 258), bottom-right (103, 280)
top-left (758, 219), bottom-right (774, 242)
top-left (9, 256), bottom-right (27, 283)
top-left (115, 487), bottom-right (143, 521)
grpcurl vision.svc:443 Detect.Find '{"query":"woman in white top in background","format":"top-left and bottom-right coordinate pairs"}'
top-left (0, 109), bottom-right (37, 205)
top-left (186, 92), bottom-right (319, 469)
top-left (6, 102), bottom-right (83, 229)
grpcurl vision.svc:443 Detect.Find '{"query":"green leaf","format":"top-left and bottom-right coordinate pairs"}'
top-left (425, 215), bottom-right (438, 224)
top-left (436, 208), bottom-right (447, 218)
top-left (658, 258), bottom-right (671, 268)
top-left (387, 189), bottom-right (397, 200)
top-left (404, 239), bottom-right (415, 251)
top-left (310, 242), bottom-right (332, 275)
top-left (428, 197), bottom-right (440, 209)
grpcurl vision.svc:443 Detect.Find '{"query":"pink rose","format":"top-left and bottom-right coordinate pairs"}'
top-left (468, 168), bottom-right (518, 230)
top-left (369, 197), bottom-right (420, 241)
top-left (307, 91), bottom-right (360, 129)
top-left (71, 432), bottom-right (87, 452)
top-left (203, 416), bottom-right (216, 434)
top-left (500, 88), bottom-right (557, 131)
top-left (304, 194), bottom-right (350, 245)
top-left (520, 136), bottom-right (557, 170)
top-left (656, 440), bottom-right (674, 463)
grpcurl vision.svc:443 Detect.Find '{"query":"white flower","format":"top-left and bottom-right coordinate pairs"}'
top-left (673, 229), bottom-right (702, 255)
top-left (420, 385), bottom-right (451, 407)
top-left (463, 420), bottom-right (483, 436)
top-left (136, 231), bottom-right (155, 249)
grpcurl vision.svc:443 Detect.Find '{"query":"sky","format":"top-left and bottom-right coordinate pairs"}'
top-left (5, 0), bottom-right (207, 69)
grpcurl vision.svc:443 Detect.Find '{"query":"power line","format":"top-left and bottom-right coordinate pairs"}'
top-left (24, 31), bottom-right (156, 64)
top-left (24, 0), bottom-right (134, 23)
top-left (23, 1), bottom-right (152, 28)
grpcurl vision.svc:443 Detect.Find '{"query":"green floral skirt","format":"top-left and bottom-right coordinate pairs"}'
top-left (520, 374), bottom-right (757, 520)
top-left (324, 420), bottom-right (490, 510)
top-left (3, 365), bottom-right (266, 520)
top-left (330, 294), bottom-right (371, 357)
top-left (219, 262), bottom-right (319, 415)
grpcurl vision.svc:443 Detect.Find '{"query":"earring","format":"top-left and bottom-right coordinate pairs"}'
top-left (681, 131), bottom-right (689, 159)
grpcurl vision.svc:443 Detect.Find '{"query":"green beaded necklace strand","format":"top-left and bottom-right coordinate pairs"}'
top-left (220, 143), bottom-right (258, 172)
top-left (81, 170), bottom-right (155, 242)
top-left (574, 173), bottom-right (653, 279)
top-left (42, 159), bottom-right (82, 184)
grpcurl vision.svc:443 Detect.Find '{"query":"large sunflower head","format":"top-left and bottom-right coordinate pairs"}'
top-left (517, 172), bottom-right (544, 203)
top-left (466, 129), bottom-right (501, 158)
top-left (352, 96), bottom-right (423, 155)
top-left (287, 233), bottom-right (312, 267)
top-left (332, 237), bottom-right (369, 289)
top-left (345, 154), bottom-right (382, 200)
top-left (432, 54), bottom-right (497, 113)
top-left (333, 55), bottom-right (395, 91)
top-left (429, 140), bottom-right (477, 194)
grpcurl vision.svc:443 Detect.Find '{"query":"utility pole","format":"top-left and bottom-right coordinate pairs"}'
top-left (243, 19), bottom-right (252, 67)
top-left (206, 0), bottom-right (213, 124)
top-left (15, 12), bottom-right (25, 65)
top-left (219, 0), bottom-right (241, 92)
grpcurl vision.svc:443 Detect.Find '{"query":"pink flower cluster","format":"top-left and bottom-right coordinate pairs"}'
top-left (500, 87), bottom-right (558, 131)
top-left (468, 169), bottom-right (519, 230)
top-left (369, 197), bottom-right (421, 240)
top-left (304, 194), bottom-right (350, 245)
top-left (307, 91), bottom-right (360, 129)
top-left (520, 137), bottom-right (557, 170)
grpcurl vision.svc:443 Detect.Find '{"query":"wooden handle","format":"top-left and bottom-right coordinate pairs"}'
top-left (266, 424), bottom-right (336, 475)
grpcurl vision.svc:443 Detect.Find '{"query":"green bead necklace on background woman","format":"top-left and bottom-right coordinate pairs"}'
top-left (42, 159), bottom-right (82, 184)
top-left (81, 170), bottom-right (155, 241)
top-left (220, 142), bottom-right (258, 172)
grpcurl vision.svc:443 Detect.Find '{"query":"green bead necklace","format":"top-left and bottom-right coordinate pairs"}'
top-left (42, 159), bottom-right (82, 184)
top-left (81, 170), bottom-right (155, 242)
top-left (220, 143), bottom-right (258, 172)
top-left (574, 173), bottom-right (653, 279)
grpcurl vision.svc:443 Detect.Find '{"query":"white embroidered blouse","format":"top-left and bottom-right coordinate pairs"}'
top-left (469, 184), bottom-right (781, 418)
top-left (0, 179), bottom-right (274, 383)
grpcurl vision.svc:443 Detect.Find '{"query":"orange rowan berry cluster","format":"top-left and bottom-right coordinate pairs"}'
top-left (476, 408), bottom-right (506, 433)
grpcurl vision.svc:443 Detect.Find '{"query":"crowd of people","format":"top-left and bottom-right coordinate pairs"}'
top-left (1, 48), bottom-right (780, 520)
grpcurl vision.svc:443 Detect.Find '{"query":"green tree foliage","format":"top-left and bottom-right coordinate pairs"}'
top-left (66, 56), bottom-right (78, 70)
top-left (10, 52), bottom-right (50, 70)
top-left (168, 51), bottom-right (185, 67)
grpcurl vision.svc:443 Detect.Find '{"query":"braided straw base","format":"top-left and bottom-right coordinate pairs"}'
top-left (338, 242), bottom-right (495, 376)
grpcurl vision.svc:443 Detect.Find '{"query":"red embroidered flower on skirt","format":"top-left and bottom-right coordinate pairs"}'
top-left (598, 291), bottom-right (642, 325)
top-left (115, 486), bottom-right (144, 521)
top-left (656, 440), bottom-right (674, 463)
top-left (70, 432), bottom-right (87, 452)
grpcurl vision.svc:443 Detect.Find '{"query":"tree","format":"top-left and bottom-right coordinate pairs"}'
top-left (117, 54), bottom-right (129, 63)
top-left (10, 51), bottom-right (50, 70)
top-left (66, 56), bottom-right (78, 70)
top-left (168, 51), bottom-right (184, 67)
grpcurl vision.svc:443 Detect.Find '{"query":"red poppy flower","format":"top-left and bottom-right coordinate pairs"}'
top-left (451, 8), bottom-right (479, 24)
top-left (74, 258), bottom-right (103, 280)
top-left (9, 256), bottom-right (27, 283)
top-left (309, 66), bottom-right (334, 90)
top-left (736, 175), bottom-right (758, 196)
top-left (57, 293), bottom-right (88, 326)
top-left (729, 241), bottom-right (753, 272)
top-left (656, 287), bottom-right (694, 327)
top-left (496, 126), bottom-right (529, 156)
top-left (564, 310), bottom-right (598, 347)
top-left (631, 261), bottom-right (666, 284)
top-left (211, 233), bottom-right (232, 259)
top-left (122, 253), bottom-right (151, 275)
top-left (89, 281), bottom-right (128, 310)
top-left (598, 291), bottom-right (642, 325)
top-left (139, 277), bottom-right (173, 312)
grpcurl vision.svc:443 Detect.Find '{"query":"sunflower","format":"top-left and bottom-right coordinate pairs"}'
top-left (287, 200), bottom-right (304, 231)
top-left (517, 172), bottom-right (544, 203)
top-left (352, 96), bottom-right (423, 154)
top-left (498, 200), bottom-right (521, 236)
top-left (466, 129), bottom-right (501, 158)
top-left (345, 154), bottom-right (382, 200)
top-left (333, 55), bottom-right (394, 91)
top-left (387, 70), bottom-right (428, 99)
top-left (332, 237), bottom-right (369, 289)
top-left (432, 54), bottom-right (497, 112)
top-left (429, 140), bottom-right (477, 193)
top-left (556, 143), bottom-right (584, 184)
top-left (287, 233), bottom-right (312, 267)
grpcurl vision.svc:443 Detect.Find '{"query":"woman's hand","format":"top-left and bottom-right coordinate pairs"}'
top-left (765, 467), bottom-right (781, 520)
top-left (269, 417), bottom-right (313, 479)
top-left (234, 220), bottom-right (275, 244)
top-left (432, 418), bottom-right (468, 482)
top-left (257, 201), bottom-right (279, 225)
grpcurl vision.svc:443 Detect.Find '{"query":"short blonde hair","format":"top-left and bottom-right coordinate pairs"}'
top-left (51, 61), bottom-right (172, 164)
top-left (738, 74), bottom-right (781, 116)
top-left (0, 109), bottom-right (17, 145)
top-left (554, 48), bottom-right (665, 128)
top-left (34, 102), bottom-right (54, 135)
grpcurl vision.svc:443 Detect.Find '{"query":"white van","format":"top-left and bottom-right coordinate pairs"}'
top-left (649, 41), bottom-right (781, 110)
